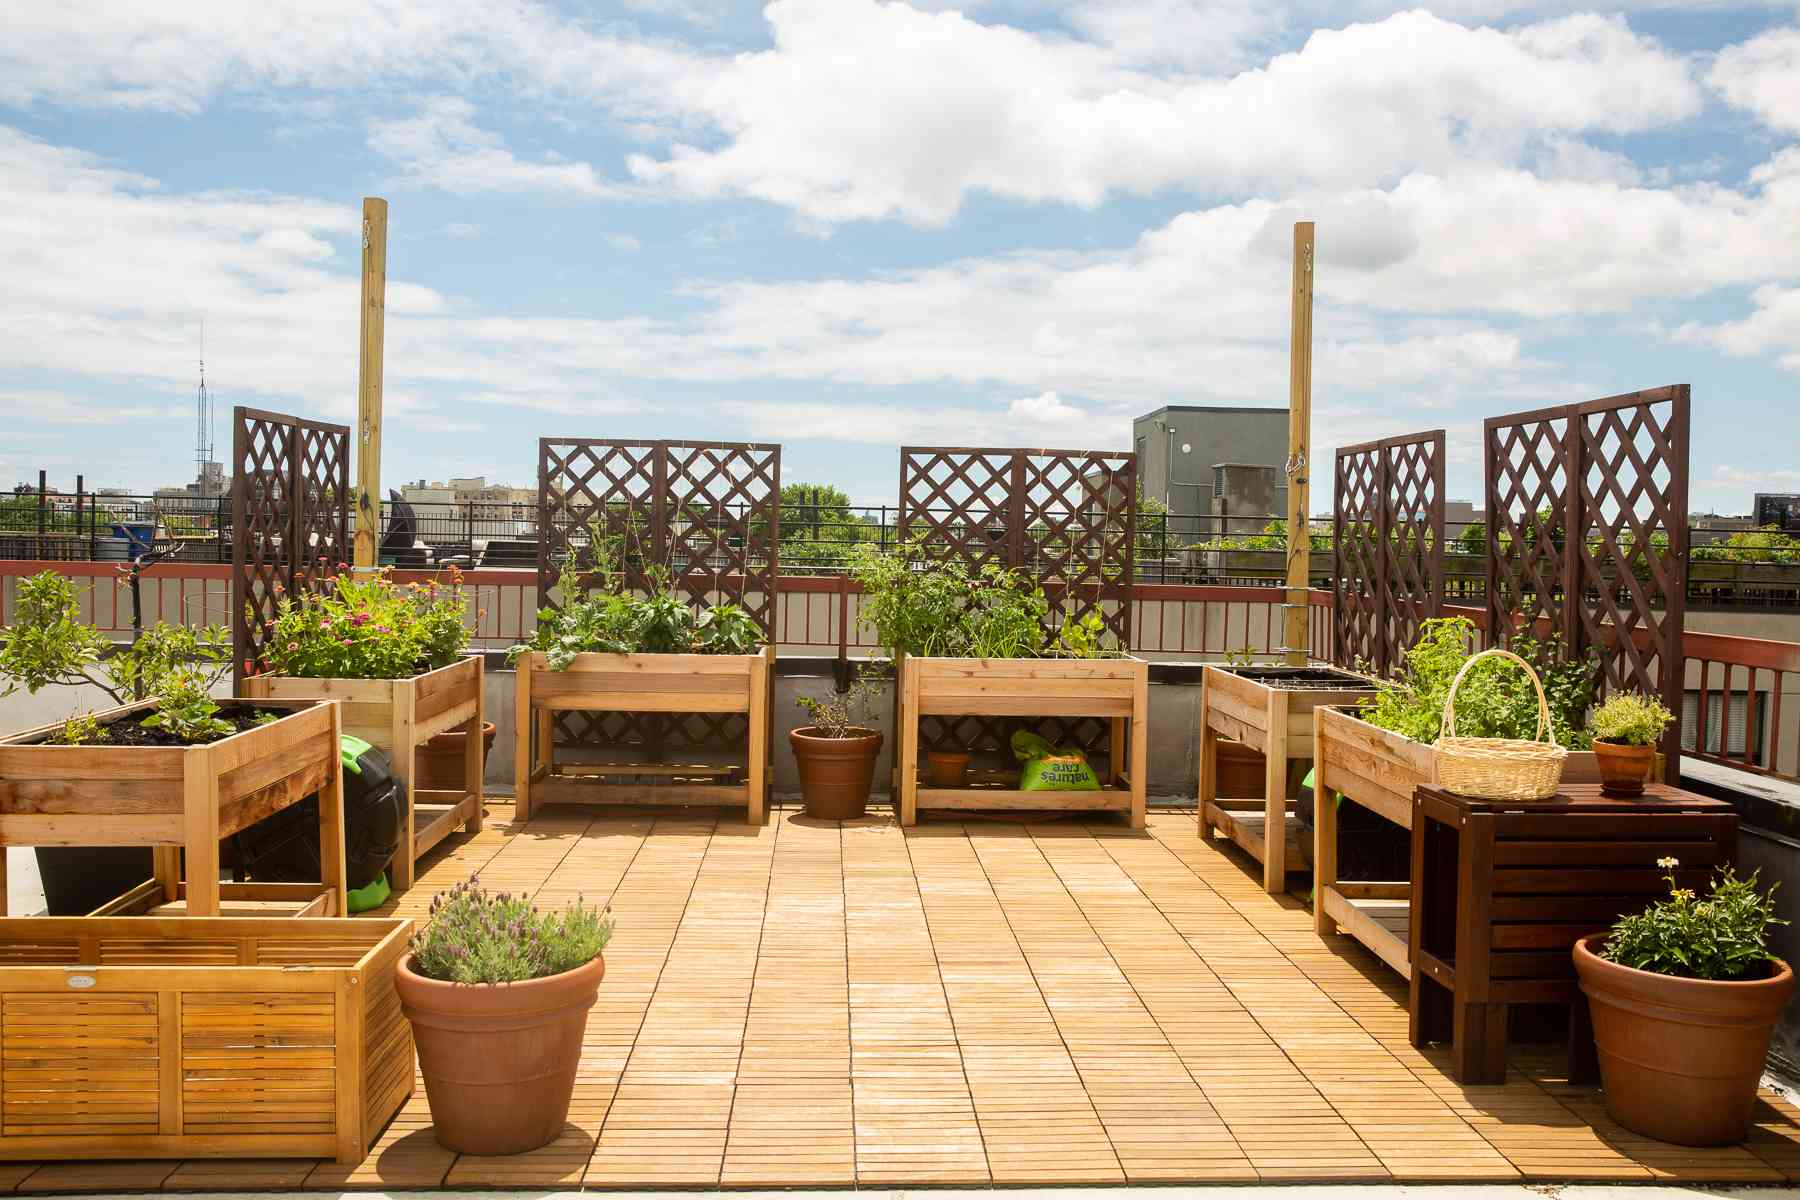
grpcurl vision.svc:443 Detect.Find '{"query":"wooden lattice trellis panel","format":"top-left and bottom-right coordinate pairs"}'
top-left (536, 439), bottom-right (780, 754)
top-left (897, 445), bottom-right (1136, 754)
top-left (231, 406), bottom-right (350, 685)
top-left (1332, 431), bottom-right (1446, 677)
top-left (1485, 386), bottom-right (1689, 764)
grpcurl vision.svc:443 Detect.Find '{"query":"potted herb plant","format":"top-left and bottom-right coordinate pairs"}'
top-left (396, 874), bottom-right (613, 1155)
top-left (1573, 863), bottom-right (1792, 1146)
top-left (1588, 691), bottom-right (1676, 797)
top-left (790, 671), bottom-right (883, 820)
top-left (246, 565), bottom-right (485, 891)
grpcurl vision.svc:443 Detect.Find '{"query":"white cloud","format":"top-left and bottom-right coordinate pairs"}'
top-left (1711, 27), bottom-right (1800, 133)
top-left (628, 3), bottom-right (1700, 225)
top-left (368, 98), bottom-right (619, 196)
top-left (1676, 283), bottom-right (1800, 370)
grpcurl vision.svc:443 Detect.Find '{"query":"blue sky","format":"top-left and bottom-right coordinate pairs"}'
top-left (2, 0), bottom-right (1798, 512)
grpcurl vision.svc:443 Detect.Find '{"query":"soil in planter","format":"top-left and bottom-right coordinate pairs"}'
top-left (77, 705), bottom-right (286, 748)
top-left (1225, 666), bottom-right (1374, 690)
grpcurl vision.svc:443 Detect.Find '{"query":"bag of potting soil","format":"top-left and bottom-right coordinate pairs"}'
top-left (1012, 730), bottom-right (1101, 792)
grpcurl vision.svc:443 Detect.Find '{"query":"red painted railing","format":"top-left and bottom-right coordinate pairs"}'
top-left (4, 560), bottom-right (1794, 783)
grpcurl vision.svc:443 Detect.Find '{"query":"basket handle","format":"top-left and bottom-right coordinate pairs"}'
top-left (1441, 647), bottom-right (1558, 747)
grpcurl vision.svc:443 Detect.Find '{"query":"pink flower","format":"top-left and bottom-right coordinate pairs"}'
top-left (375, 625), bottom-right (391, 634)
top-left (351, 611), bottom-right (372, 626)
top-left (340, 637), bottom-right (354, 646)
top-left (287, 642), bottom-right (299, 652)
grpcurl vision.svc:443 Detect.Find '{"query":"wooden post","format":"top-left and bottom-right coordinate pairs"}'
top-left (1283, 221), bottom-right (1315, 666)
top-left (353, 197), bottom-right (388, 570)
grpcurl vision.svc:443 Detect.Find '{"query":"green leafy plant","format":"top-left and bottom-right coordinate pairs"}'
top-left (849, 542), bottom-right (1109, 661)
top-left (263, 565), bottom-right (474, 680)
top-left (796, 669), bottom-right (883, 737)
top-left (1362, 616), bottom-right (1599, 748)
top-left (46, 712), bottom-right (109, 745)
top-left (140, 667), bottom-right (235, 743)
top-left (1603, 863), bottom-right (1784, 981)
top-left (0, 570), bottom-right (229, 704)
top-left (509, 554), bottom-right (766, 671)
top-left (1222, 645), bottom-right (1260, 668)
top-left (1054, 608), bottom-right (1108, 660)
top-left (410, 874), bottom-right (612, 984)
top-left (1590, 691), bottom-right (1677, 746)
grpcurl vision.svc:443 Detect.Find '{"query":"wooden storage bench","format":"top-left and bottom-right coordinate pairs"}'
top-left (1409, 783), bottom-right (1736, 1083)
top-left (1313, 704), bottom-right (1642, 978)
top-left (1199, 665), bottom-right (1375, 893)
top-left (0, 917), bottom-right (413, 1163)
top-left (515, 648), bottom-right (772, 824)
top-left (245, 654), bottom-right (485, 891)
top-left (0, 698), bottom-right (347, 918)
top-left (898, 655), bottom-right (1148, 828)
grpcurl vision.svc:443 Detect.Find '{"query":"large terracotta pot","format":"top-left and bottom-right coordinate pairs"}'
top-left (395, 953), bottom-right (605, 1155)
top-left (789, 726), bottom-right (883, 820)
top-left (416, 722), bottom-right (498, 791)
top-left (1592, 740), bottom-right (1656, 797)
top-left (1573, 934), bottom-right (1793, 1146)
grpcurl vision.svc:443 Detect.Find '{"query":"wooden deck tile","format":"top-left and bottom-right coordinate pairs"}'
top-left (302, 1094), bottom-right (453, 1190)
top-left (16, 1161), bottom-right (179, 1193)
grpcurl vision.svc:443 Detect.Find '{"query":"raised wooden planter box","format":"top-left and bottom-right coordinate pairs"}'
top-left (897, 656), bottom-right (1148, 828)
top-left (244, 655), bottom-right (485, 892)
top-left (1312, 704), bottom-right (1647, 979)
top-left (515, 648), bottom-right (772, 824)
top-left (0, 699), bottom-right (347, 918)
top-left (1199, 665), bottom-right (1376, 893)
top-left (0, 916), bottom-right (412, 1164)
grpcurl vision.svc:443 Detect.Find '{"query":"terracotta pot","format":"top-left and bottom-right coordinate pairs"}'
top-left (415, 722), bottom-right (498, 792)
top-left (926, 750), bottom-right (971, 788)
top-left (1215, 739), bottom-right (1266, 799)
top-left (1592, 739), bottom-right (1656, 797)
top-left (790, 726), bottom-right (883, 820)
top-left (395, 953), bottom-right (605, 1155)
top-left (1573, 934), bottom-right (1793, 1146)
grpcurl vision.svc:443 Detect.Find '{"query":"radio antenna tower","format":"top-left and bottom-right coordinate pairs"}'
top-left (195, 319), bottom-right (214, 489)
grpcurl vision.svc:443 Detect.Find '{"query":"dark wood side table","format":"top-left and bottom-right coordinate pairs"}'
top-left (1409, 782), bottom-right (1737, 1084)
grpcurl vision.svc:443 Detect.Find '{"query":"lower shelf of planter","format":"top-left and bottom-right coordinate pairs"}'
top-left (92, 880), bottom-right (335, 918)
top-left (1203, 801), bottom-right (1311, 873)
top-left (415, 788), bottom-right (483, 860)
top-left (1318, 882), bottom-right (1411, 977)
top-left (532, 773), bottom-right (752, 808)
top-left (914, 786), bottom-right (1133, 813)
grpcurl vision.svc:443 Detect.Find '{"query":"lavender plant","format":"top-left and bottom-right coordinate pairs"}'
top-left (410, 874), bottom-right (612, 984)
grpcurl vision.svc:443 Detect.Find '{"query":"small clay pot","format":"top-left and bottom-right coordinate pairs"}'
top-left (1592, 739), bottom-right (1656, 797)
top-left (790, 726), bottom-right (883, 820)
top-left (1574, 934), bottom-right (1793, 1145)
top-left (396, 953), bottom-right (604, 1155)
top-left (926, 750), bottom-right (971, 788)
top-left (415, 722), bottom-right (497, 792)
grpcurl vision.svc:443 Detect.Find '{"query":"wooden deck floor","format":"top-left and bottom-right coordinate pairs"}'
top-left (14, 803), bottom-right (1800, 1191)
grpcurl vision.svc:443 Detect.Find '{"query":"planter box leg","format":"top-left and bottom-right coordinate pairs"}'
top-left (514, 661), bottom-right (533, 824)
top-left (319, 702), bottom-right (349, 918)
top-left (183, 748), bottom-right (221, 918)
top-left (747, 651), bottom-right (768, 825)
top-left (465, 687), bottom-right (485, 835)
top-left (1129, 669), bottom-right (1148, 830)
top-left (1262, 690), bottom-right (1287, 893)
top-left (1197, 722), bottom-right (1217, 838)
top-left (1314, 717), bottom-right (1337, 936)
top-left (391, 687), bottom-right (417, 894)
top-left (900, 667), bottom-right (919, 827)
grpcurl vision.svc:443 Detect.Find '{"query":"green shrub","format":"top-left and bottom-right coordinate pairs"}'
top-left (1603, 864), bottom-right (1784, 981)
top-left (410, 875), bottom-right (612, 984)
top-left (140, 667), bottom-right (235, 743)
top-left (509, 557), bottom-right (762, 671)
top-left (0, 570), bottom-right (229, 704)
top-left (1589, 691), bottom-right (1676, 746)
top-left (1362, 616), bottom-right (1599, 748)
top-left (46, 712), bottom-right (108, 745)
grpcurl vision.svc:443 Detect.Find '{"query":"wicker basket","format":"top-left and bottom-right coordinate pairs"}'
top-left (1434, 648), bottom-right (1567, 801)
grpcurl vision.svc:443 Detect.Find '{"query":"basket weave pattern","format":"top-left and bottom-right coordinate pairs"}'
top-left (1434, 648), bottom-right (1567, 801)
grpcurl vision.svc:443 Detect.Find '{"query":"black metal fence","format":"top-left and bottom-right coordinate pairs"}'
top-left (5, 483), bottom-right (1798, 608)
